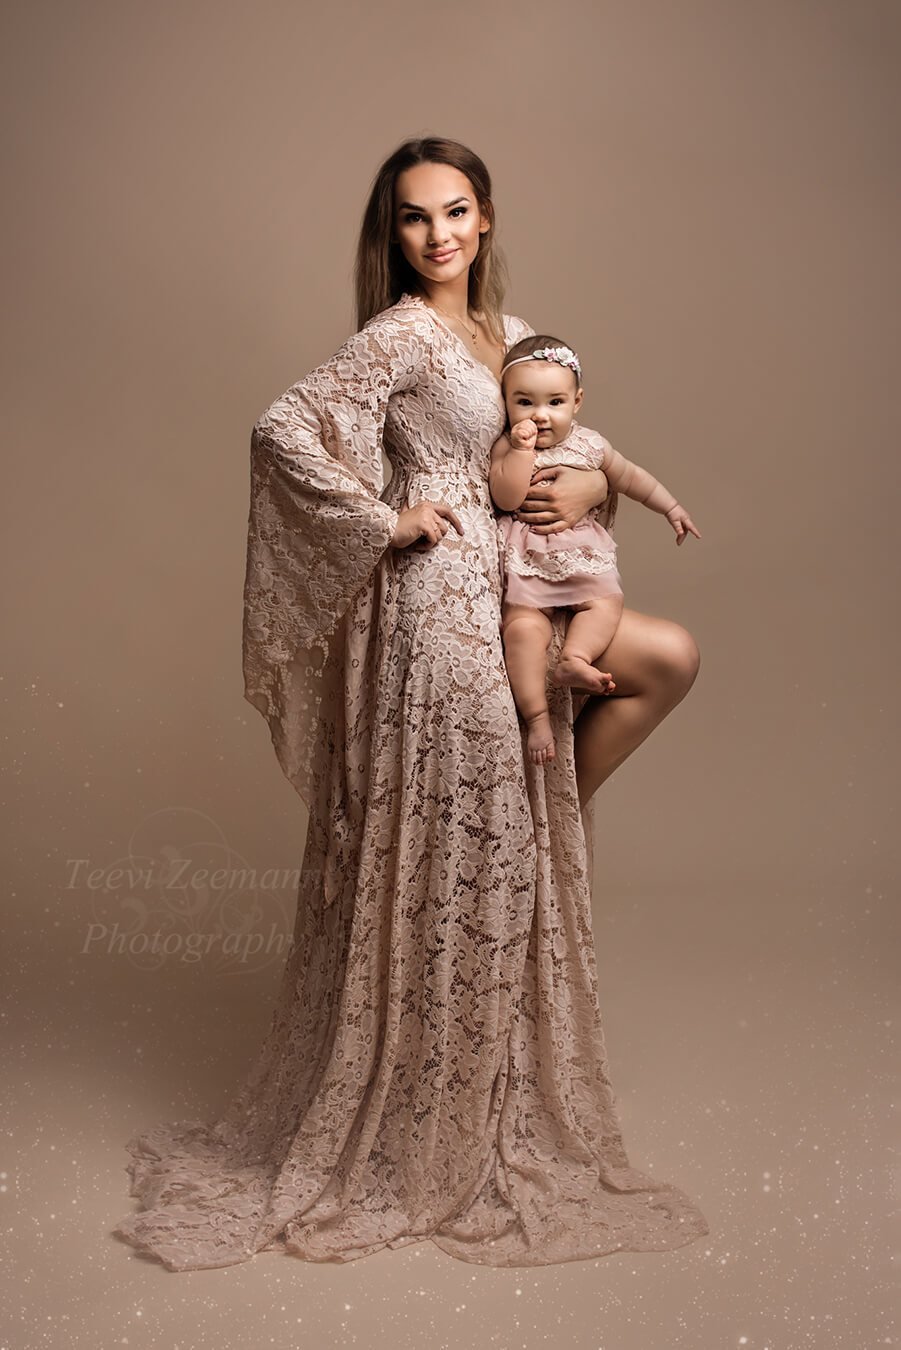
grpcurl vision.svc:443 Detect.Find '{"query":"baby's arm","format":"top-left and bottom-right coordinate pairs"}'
top-left (489, 420), bottom-right (540, 512)
top-left (601, 441), bottom-right (701, 543)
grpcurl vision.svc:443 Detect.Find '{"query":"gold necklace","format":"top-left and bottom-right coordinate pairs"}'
top-left (429, 300), bottom-right (478, 344)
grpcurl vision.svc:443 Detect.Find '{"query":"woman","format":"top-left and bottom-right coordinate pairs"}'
top-left (112, 137), bottom-right (708, 1271)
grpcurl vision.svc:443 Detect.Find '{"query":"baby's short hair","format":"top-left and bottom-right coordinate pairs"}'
top-left (500, 334), bottom-right (583, 390)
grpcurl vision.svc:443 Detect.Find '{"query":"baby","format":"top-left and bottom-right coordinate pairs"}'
top-left (489, 335), bottom-right (700, 766)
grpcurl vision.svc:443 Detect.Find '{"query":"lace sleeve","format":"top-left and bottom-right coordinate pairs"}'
top-left (242, 305), bottom-right (429, 810)
top-left (505, 313), bottom-right (537, 345)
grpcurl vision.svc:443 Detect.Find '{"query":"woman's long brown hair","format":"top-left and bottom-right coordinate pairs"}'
top-left (354, 136), bottom-right (510, 346)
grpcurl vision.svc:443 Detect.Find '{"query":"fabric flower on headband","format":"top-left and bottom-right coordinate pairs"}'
top-left (500, 344), bottom-right (582, 380)
top-left (534, 345), bottom-right (581, 377)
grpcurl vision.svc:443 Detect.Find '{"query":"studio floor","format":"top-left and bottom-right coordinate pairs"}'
top-left (5, 872), bottom-right (894, 1350)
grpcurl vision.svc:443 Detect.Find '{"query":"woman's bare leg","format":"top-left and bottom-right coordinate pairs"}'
top-left (573, 606), bottom-right (701, 808)
top-left (553, 594), bottom-right (624, 695)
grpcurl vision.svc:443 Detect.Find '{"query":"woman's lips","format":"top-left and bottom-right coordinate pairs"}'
top-left (426, 249), bottom-right (458, 262)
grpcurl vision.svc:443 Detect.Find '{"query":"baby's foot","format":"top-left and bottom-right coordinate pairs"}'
top-left (524, 709), bottom-right (556, 765)
top-left (552, 656), bottom-right (616, 695)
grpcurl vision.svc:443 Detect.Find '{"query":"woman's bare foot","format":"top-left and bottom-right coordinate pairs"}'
top-left (552, 655), bottom-right (616, 695)
top-left (524, 709), bottom-right (556, 765)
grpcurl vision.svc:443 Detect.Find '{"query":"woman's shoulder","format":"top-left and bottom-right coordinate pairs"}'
top-left (352, 293), bottom-right (435, 367)
top-left (502, 311), bottom-right (537, 345)
top-left (363, 291), bottom-right (431, 335)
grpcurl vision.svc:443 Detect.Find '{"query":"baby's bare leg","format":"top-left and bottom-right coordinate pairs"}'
top-left (500, 603), bottom-right (557, 765)
top-left (552, 595), bottom-right (625, 695)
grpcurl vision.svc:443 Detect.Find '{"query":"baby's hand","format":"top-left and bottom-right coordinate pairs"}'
top-left (665, 504), bottom-right (701, 546)
top-left (509, 418), bottom-right (539, 452)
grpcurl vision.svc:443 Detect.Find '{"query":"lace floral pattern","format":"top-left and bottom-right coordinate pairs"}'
top-left (112, 291), bottom-right (709, 1271)
top-left (503, 547), bottom-right (620, 580)
top-left (495, 421), bottom-right (622, 594)
top-left (522, 421), bottom-right (620, 535)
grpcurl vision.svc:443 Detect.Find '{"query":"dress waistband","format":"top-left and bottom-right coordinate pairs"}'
top-left (400, 465), bottom-right (478, 479)
top-left (389, 464), bottom-right (492, 511)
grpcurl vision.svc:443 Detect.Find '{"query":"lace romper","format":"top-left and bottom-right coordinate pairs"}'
top-left (496, 420), bottom-right (623, 609)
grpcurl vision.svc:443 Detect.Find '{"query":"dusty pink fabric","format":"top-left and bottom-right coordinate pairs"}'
top-left (496, 422), bottom-right (625, 609)
top-left (111, 291), bottom-right (709, 1271)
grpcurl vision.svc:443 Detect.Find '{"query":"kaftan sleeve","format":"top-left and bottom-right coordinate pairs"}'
top-left (242, 305), bottom-right (430, 810)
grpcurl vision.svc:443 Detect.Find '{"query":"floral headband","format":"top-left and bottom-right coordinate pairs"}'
top-left (499, 343), bottom-right (582, 382)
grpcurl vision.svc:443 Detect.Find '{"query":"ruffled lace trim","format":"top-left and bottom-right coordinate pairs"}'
top-left (503, 546), bottom-right (620, 580)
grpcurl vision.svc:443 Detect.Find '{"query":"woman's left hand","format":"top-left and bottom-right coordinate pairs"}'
top-left (513, 465), bottom-right (608, 534)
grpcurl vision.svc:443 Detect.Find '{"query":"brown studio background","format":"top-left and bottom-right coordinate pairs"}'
top-left (2, 1), bottom-right (897, 1347)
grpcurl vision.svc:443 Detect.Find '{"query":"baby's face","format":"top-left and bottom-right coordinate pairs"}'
top-left (502, 361), bottom-right (584, 449)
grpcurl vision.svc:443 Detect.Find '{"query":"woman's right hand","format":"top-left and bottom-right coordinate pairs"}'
top-left (514, 465), bottom-right (608, 534)
top-left (390, 501), bottom-right (465, 552)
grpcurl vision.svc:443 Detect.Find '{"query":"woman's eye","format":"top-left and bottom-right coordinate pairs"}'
top-left (403, 207), bottom-right (466, 223)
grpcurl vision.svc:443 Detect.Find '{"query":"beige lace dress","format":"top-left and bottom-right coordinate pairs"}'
top-left (111, 290), bottom-right (710, 1270)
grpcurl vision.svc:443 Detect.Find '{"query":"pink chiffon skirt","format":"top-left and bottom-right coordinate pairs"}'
top-left (497, 512), bottom-right (624, 610)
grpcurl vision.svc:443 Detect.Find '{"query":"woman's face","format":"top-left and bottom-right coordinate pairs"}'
top-left (393, 162), bottom-right (490, 291)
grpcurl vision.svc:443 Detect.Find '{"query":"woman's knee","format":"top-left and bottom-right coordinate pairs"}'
top-left (650, 621), bottom-right (701, 693)
top-left (586, 608), bottom-right (699, 700)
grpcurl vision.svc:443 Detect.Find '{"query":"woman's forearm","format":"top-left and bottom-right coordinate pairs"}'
top-left (513, 464), bottom-right (610, 531)
top-left (584, 467), bottom-right (610, 509)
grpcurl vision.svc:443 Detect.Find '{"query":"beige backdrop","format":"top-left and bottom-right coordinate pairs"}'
top-left (3, 0), bottom-right (897, 1346)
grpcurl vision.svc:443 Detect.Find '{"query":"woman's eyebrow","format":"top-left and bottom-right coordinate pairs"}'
top-left (398, 196), bottom-right (470, 211)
